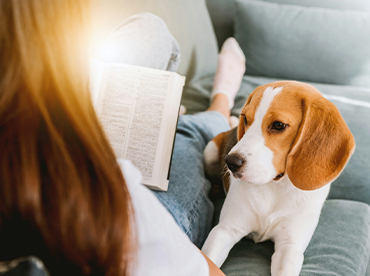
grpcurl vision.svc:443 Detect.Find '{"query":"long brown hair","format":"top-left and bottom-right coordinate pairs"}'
top-left (0, 0), bottom-right (135, 275)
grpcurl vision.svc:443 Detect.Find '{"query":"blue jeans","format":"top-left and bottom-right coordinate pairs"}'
top-left (155, 112), bottom-right (230, 247)
top-left (97, 13), bottom-right (230, 248)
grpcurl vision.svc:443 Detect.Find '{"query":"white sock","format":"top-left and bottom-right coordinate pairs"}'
top-left (211, 37), bottom-right (246, 109)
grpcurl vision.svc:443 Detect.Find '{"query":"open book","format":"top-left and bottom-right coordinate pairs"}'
top-left (90, 59), bottom-right (185, 191)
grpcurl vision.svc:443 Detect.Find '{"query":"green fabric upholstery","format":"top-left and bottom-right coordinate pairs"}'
top-left (206, 0), bottom-right (370, 50)
top-left (181, 75), bottom-right (215, 115)
top-left (259, 0), bottom-right (370, 11)
top-left (92, 0), bottom-right (219, 83)
top-left (234, 0), bottom-right (370, 87)
top-left (220, 200), bottom-right (370, 275)
top-left (206, 0), bottom-right (236, 49)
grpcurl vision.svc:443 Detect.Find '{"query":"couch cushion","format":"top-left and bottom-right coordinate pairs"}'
top-left (260, 0), bottom-right (370, 11)
top-left (234, 0), bottom-right (370, 87)
top-left (220, 199), bottom-right (370, 275)
top-left (206, 0), bottom-right (370, 50)
top-left (92, 0), bottom-right (219, 83)
top-left (206, 0), bottom-right (236, 49)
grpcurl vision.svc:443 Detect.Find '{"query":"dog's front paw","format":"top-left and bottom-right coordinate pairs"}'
top-left (271, 244), bottom-right (304, 276)
top-left (273, 271), bottom-right (297, 276)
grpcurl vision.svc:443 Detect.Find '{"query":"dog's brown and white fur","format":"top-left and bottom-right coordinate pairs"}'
top-left (202, 81), bottom-right (355, 276)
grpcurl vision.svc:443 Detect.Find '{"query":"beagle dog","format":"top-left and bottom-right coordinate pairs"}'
top-left (202, 81), bottom-right (355, 276)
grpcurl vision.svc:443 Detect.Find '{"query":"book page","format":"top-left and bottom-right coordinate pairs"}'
top-left (124, 70), bottom-right (169, 183)
top-left (95, 64), bottom-right (181, 186)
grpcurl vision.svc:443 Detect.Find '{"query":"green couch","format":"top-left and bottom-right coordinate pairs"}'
top-left (90, 0), bottom-right (370, 275)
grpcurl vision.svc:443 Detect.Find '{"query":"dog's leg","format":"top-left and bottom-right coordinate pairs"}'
top-left (271, 242), bottom-right (304, 276)
top-left (202, 183), bottom-right (254, 267)
top-left (202, 222), bottom-right (248, 267)
top-left (271, 217), bottom-right (319, 276)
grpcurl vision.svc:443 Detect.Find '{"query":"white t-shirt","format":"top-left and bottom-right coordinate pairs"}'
top-left (118, 159), bottom-right (209, 276)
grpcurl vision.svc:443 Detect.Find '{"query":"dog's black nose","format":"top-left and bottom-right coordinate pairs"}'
top-left (225, 154), bottom-right (245, 173)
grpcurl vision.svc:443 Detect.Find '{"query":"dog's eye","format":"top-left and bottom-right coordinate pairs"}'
top-left (271, 121), bottom-right (286, 131)
top-left (242, 114), bottom-right (247, 126)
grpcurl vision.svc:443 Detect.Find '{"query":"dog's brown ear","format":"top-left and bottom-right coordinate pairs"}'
top-left (237, 115), bottom-right (246, 141)
top-left (238, 93), bottom-right (254, 140)
top-left (219, 127), bottom-right (238, 193)
top-left (286, 98), bottom-right (355, 190)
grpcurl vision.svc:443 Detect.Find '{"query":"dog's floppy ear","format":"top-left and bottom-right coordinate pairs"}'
top-left (286, 98), bottom-right (355, 191)
top-left (237, 115), bottom-right (245, 141)
top-left (238, 92), bottom-right (254, 140)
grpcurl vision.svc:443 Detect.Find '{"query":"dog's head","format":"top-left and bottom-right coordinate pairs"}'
top-left (225, 81), bottom-right (355, 190)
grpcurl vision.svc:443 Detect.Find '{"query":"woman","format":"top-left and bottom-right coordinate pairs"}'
top-left (0, 1), bottom-right (244, 275)
top-left (0, 0), bottom-right (135, 274)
